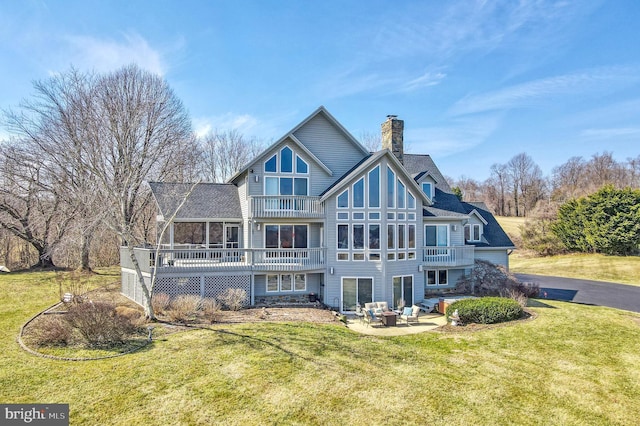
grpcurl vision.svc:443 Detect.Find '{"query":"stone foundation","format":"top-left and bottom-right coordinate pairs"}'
top-left (254, 294), bottom-right (322, 307)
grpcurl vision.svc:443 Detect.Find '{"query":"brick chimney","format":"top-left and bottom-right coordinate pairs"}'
top-left (381, 115), bottom-right (404, 164)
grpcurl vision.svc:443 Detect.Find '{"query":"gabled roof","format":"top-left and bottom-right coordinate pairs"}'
top-left (461, 201), bottom-right (515, 248)
top-left (228, 106), bottom-right (366, 183)
top-left (149, 182), bottom-right (241, 220)
top-left (319, 149), bottom-right (431, 206)
top-left (404, 154), bottom-right (451, 192)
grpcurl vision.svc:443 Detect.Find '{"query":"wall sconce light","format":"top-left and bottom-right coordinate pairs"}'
top-left (255, 175), bottom-right (259, 183)
top-left (418, 265), bottom-right (423, 272)
top-left (249, 169), bottom-right (254, 173)
top-left (256, 223), bottom-right (261, 230)
top-left (451, 224), bottom-right (458, 231)
top-left (330, 267), bottom-right (334, 275)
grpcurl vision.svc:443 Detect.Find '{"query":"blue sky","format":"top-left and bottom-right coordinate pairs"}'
top-left (1, 0), bottom-right (639, 181)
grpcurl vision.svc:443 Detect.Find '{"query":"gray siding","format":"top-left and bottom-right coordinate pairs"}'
top-left (475, 249), bottom-right (510, 269)
top-left (293, 114), bottom-right (367, 187)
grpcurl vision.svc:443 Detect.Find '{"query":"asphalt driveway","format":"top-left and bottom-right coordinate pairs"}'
top-left (516, 274), bottom-right (640, 313)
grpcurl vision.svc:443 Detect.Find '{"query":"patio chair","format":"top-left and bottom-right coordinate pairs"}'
top-left (400, 305), bottom-right (421, 325)
top-left (363, 309), bottom-right (383, 327)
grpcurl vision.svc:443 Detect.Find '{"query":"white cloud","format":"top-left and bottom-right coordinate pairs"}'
top-left (62, 33), bottom-right (166, 75)
top-left (449, 66), bottom-right (640, 116)
top-left (400, 71), bottom-right (446, 93)
top-left (406, 114), bottom-right (502, 158)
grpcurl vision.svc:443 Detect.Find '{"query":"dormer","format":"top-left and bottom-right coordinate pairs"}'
top-left (415, 172), bottom-right (437, 204)
top-left (464, 209), bottom-right (489, 243)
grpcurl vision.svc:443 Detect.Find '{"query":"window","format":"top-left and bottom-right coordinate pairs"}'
top-left (398, 213), bottom-right (405, 220)
top-left (294, 274), bottom-right (306, 291)
top-left (265, 155), bottom-right (277, 172)
top-left (407, 192), bottom-right (416, 209)
top-left (465, 224), bottom-right (482, 242)
top-left (281, 274), bottom-right (293, 291)
top-left (353, 212), bottom-right (365, 220)
top-left (387, 212), bottom-right (395, 220)
top-left (280, 147), bottom-right (293, 173)
top-left (387, 167), bottom-right (395, 208)
top-left (397, 180), bottom-right (406, 208)
top-left (353, 178), bottom-right (365, 208)
top-left (422, 182), bottom-right (432, 199)
top-left (369, 224), bottom-right (380, 250)
top-left (353, 224), bottom-right (364, 249)
top-left (398, 224), bottom-right (406, 249)
top-left (425, 225), bottom-right (448, 247)
top-left (369, 212), bottom-right (380, 220)
top-left (393, 276), bottom-right (413, 308)
top-left (337, 225), bottom-right (349, 249)
top-left (296, 155), bottom-right (308, 173)
top-left (265, 176), bottom-right (308, 198)
top-left (408, 225), bottom-right (416, 249)
top-left (337, 190), bottom-right (349, 208)
top-left (174, 222), bottom-right (205, 245)
top-left (387, 224), bottom-right (395, 249)
top-left (408, 213), bottom-right (416, 220)
top-left (267, 275), bottom-right (279, 292)
top-left (342, 277), bottom-right (373, 312)
top-left (368, 166), bottom-right (380, 208)
top-left (208, 223), bottom-right (224, 248)
top-left (337, 253), bottom-right (349, 261)
top-left (426, 270), bottom-right (448, 286)
top-left (267, 274), bottom-right (307, 292)
top-left (353, 253), bottom-right (365, 261)
top-left (266, 225), bottom-right (308, 249)
top-left (337, 212), bottom-right (349, 220)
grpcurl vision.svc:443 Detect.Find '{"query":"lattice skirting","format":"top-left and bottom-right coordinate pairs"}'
top-left (122, 271), bottom-right (251, 307)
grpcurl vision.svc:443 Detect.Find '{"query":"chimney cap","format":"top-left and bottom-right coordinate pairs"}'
top-left (386, 114), bottom-right (398, 119)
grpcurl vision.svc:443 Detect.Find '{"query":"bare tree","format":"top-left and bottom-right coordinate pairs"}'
top-left (486, 163), bottom-right (511, 216)
top-left (359, 130), bottom-right (382, 152)
top-left (507, 153), bottom-right (545, 217)
top-left (199, 129), bottom-right (263, 182)
top-left (551, 156), bottom-right (587, 201)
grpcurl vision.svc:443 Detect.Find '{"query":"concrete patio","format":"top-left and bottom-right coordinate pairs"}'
top-left (345, 312), bottom-right (448, 336)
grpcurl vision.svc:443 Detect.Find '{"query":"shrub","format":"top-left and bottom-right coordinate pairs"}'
top-left (115, 306), bottom-right (146, 327)
top-left (201, 298), bottom-right (222, 323)
top-left (447, 297), bottom-right (523, 325)
top-left (166, 295), bottom-right (202, 323)
top-left (30, 315), bottom-right (73, 346)
top-left (218, 288), bottom-right (248, 311)
top-left (151, 293), bottom-right (171, 315)
top-left (456, 260), bottom-right (539, 299)
top-left (65, 301), bottom-right (136, 346)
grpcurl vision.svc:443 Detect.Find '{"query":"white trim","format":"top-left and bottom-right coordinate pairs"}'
top-left (340, 276), bottom-right (374, 313)
top-left (352, 177), bottom-right (365, 209)
top-left (337, 188), bottom-right (349, 209)
top-left (368, 165), bottom-right (381, 208)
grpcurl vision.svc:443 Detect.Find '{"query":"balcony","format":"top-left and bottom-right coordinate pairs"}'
top-left (422, 246), bottom-right (475, 268)
top-left (251, 196), bottom-right (324, 219)
top-left (123, 247), bottom-right (326, 274)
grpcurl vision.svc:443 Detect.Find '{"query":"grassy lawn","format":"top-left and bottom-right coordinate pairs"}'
top-left (2, 270), bottom-right (640, 425)
top-left (496, 216), bottom-right (640, 286)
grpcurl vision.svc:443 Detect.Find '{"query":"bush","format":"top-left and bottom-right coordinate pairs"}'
top-left (31, 315), bottom-right (72, 346)
top-left (151, 293), bottom-right (171, 315)
top-left (218, 288), bottom-right (248, 311)
top-left (115, 306), bottom-right (146, 327)
top-left (456, 260), bottom-right (538, 301)
top-left (65, 301), bottom-right (136, 346)
top-left (166, 295), bottom-right (202, 323)
top-left (447, 297), bottom-right (523, 325)
top-left (201, 298), bottom-right (222, 323)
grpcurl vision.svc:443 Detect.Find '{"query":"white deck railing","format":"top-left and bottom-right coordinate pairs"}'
top-left (250, 196), bottom-right (324, 218)
top-left (422, 246), bottom-right (475, 267)
top-left (134, 247), bottom-right (326, 272)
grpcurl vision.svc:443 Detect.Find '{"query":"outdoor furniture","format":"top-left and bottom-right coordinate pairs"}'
top-left (400, 305), bottom-right (421, 325)
top-left (364, 301), bottom-right (390, 317)
top-left (381, 311), bottom-right (398, 326)
top-left (363, 309), bottom-right (383, 327)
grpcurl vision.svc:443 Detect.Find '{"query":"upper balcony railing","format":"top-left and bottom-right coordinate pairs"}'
top-left (122, 246), bottom-right (326, 274)
top-left (422, 246), bottom-right (475, 268)
top-left (250, 196), bottom-right (324, 218)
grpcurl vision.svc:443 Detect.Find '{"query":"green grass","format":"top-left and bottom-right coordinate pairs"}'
top-left (495, 216), bottom-right (640, 286)
top-left (510, 252), bottom-right (640, 286)
top-left (2, 270), bottom-right (640, 425)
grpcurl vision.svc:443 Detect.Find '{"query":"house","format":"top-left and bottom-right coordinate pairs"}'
top-left (120, 107), bottom-right (514, 312)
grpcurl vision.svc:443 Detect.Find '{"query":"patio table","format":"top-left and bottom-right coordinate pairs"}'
top-left (381, 311), bottom-right (398, 326)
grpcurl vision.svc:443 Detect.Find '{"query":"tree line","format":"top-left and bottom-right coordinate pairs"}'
top-left (451, 151), bottom-right (640, 217)
top-left (0, 65), bottom-right (263, 271)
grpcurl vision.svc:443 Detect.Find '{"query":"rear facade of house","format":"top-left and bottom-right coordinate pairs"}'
top-left (120, 107), bottom-right (514, 312)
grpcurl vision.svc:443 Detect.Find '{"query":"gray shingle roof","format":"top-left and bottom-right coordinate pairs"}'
top-left (403, 154), bottom-right (452, 192)
top-left (149, 182), bottom-right (241, 220)
top-left (461, 201), bottom-right (515, 248)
